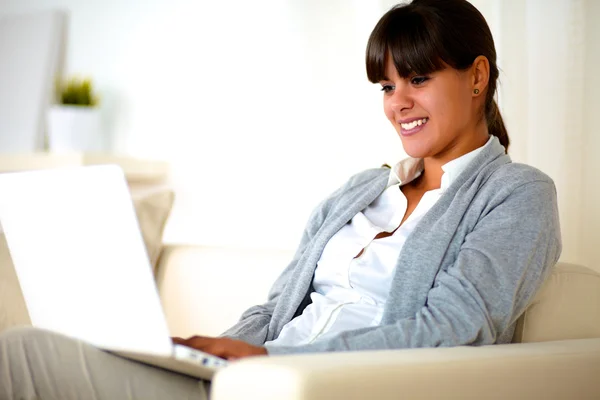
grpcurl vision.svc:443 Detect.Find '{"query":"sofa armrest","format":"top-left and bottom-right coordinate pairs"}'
top-left (212, 338), bottom-right (600, 400)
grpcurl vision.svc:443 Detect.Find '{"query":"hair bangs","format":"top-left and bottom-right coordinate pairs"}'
top-left (366, 5), bottom-right (448, 83)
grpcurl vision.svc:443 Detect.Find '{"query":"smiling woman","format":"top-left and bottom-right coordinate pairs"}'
top-left (366, 0), bottom-right (508, 169)
top-left (0, 1), bottom-right (562, 399)
top-left (247, 0), bottom-right (560, 353)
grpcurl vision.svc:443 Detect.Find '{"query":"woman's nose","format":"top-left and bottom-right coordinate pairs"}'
top-left (389, 85), bottom-right (413, 113)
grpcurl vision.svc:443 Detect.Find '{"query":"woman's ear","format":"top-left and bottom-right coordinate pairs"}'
top-left (472, 55), bottom-right (490, 95)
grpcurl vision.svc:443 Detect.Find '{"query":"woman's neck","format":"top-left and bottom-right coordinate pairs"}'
top-left (415, 132), bottom-right (489, 191)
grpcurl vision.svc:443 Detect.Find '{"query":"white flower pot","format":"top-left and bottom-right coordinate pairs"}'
top-left (47, 105), bottom-right (104, 152)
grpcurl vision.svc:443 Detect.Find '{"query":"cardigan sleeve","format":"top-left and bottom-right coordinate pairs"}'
top-left (220, 168), bottom-right (388, 345)
top-left (219, 183), bottom-right (344, 344)
top-left (218, 209), bottom-right (322, 345)
top-left (265, 179), bottom-right (562, 354)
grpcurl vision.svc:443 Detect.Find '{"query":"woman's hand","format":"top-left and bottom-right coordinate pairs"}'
top-left (171, 336), bottom-right (267, 360)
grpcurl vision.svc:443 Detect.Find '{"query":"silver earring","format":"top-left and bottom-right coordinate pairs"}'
top-left (474, 89), bottom-right (480, 95)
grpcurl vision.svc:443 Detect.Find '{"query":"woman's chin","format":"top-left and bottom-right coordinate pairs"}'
top-left (399, 139), bottom-right (432, 159)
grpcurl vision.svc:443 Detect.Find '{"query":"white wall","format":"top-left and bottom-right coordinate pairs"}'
top-left (1, 1), bottom-right (599, 266)
top-left (490, 0), bottom-right (597, 268)
top-left (582, 0), bottom-right (600, 270)
top-left (0, 0), bottom-right (403, 251)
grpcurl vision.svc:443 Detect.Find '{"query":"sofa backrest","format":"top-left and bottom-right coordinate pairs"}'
top-left (513, 262), bottom-right (600, 343)
top-left (157, 247), bottom-right (600, 345)
top-left (156, 245), bottom-right (293, 338)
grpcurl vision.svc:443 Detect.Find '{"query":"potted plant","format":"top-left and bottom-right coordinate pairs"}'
top-left (46, 76), bottom-right (104, 152)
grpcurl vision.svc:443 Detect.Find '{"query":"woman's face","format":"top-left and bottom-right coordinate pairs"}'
top-left (381, 56), bottom-right (479, 161)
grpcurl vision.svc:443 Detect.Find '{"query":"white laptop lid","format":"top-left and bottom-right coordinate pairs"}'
top-left (0, 165), bottom-right (172, 356)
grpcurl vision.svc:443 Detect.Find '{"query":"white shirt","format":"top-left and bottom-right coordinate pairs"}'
top-left (266, 137), bottom-right (493, 347)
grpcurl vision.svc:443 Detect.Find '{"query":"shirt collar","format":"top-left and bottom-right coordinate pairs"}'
top-left (387, 135), bottom-right (493, 191)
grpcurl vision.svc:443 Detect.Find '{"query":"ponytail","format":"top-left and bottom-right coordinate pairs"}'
top-left (486, 100), bottom-right (510, 153)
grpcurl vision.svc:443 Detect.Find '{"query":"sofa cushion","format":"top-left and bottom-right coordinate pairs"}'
top-left (0, 188), bottom-right (174, 332)
top-left (0, 235), bottom-right (29, 331)
top-left (132, 188), bottom-right (175, 273)
top-left (513, 262), bottom-right (600, 343)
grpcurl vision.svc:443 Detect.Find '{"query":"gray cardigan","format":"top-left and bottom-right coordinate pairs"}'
top-left (221, 137), bottom-right (562, 355)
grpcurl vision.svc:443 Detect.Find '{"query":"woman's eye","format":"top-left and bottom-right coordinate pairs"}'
top-left (380, 85), bottom-right (394, 93)
top-left (410, 76), bottom-right (429, 85)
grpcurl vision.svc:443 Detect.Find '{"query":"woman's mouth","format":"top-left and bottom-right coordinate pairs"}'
top-left (399, 117), bottom-right (429, 136)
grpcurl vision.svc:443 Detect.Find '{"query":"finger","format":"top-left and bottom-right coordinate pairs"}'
top-left (171, 337), bottom-right (187, 345)
top-left (187, 336), bottom-right (214, 348)
top-left (188, 335), bottom-right (210, 341)
top-left (172, 335), bottom-right (210, 345)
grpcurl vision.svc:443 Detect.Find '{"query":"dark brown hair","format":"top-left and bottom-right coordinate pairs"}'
top-left (366, 0), bottom-right (509, 151)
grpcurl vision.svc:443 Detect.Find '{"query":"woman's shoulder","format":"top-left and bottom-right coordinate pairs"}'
top-left (344, 167), bottom-right (390, 188)
top-left (484, 161), bottom-right (556, 191)
top-left (303, 167), bottom-right (389, 231)
top-left (468, 161), bottom-right (559, 215)
top-left (319, 166), bottom-right (389, 209)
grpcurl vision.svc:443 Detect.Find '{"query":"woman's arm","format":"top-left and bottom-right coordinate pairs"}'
top-left (218, 185), bottom-right (339, 345)
top-left (265, 179), bottom-right (562, 354)
top-left (218, 168), bottom-right (388, 345)
top-left (217, 232), bottom-right (312, 345)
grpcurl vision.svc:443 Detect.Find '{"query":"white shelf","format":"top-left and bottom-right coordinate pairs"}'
top-left (0, 153), bottom-right (169, 184)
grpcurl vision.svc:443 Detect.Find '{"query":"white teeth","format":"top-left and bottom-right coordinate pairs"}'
top-left (400, 118), bottom-right (428, 130)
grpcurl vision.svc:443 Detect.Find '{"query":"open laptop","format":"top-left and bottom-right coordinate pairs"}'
top-left (0, 165), bottom-right (227, 380)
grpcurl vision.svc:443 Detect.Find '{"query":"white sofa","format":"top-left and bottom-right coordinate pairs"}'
top-left (156, 245), bottom-right (600, 400)
top-left (2, 213), bottom-right (600, 398)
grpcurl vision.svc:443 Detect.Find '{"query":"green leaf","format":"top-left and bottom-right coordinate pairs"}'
top-left (55, 76), bottom-right (99, 106)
